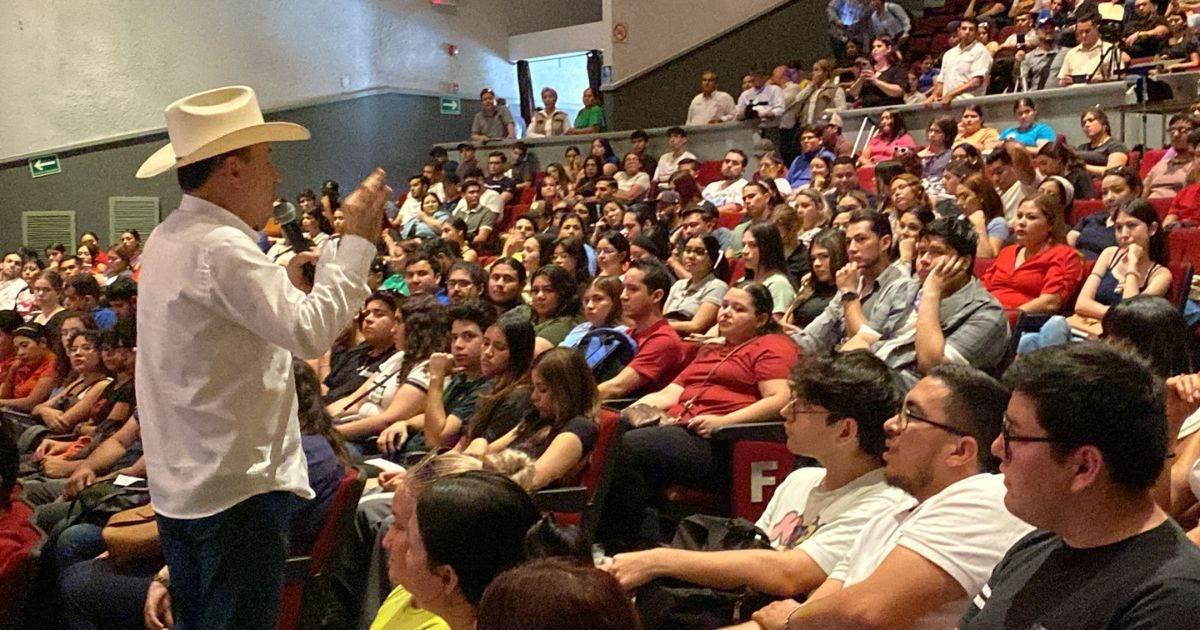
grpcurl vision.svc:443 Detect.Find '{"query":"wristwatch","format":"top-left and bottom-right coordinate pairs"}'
top-left (842, 291), bottom-right (860, 303)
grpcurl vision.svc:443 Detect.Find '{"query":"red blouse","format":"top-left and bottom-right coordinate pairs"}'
top-left (981, 243), bottom-right (1083, 311)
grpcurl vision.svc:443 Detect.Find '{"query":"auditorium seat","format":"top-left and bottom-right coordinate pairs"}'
top-left (278, 468), bottom-right (366, 630)
top-left (717, 209), bottom-right (742, 230)
top-left (1069, 199), bottom-right (1105, 226)
top-left (857, 167), bottom-right (877, 194)
top-left (1139, 149), bottom-right (1167, 180)
top-left (697, 161), bottom-right (723, 186)
top-left (1168, 262), bottom-right (1193, 311)
top-left (534, 410), bottom-right (628, 543)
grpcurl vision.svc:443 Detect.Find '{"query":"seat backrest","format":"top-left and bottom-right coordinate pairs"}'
top-left (1069, 199), bottom-right (1105, 226)
top-left (1170, 227), bottom-right (1200, 269)
top-left (717, 209), bottom-right (742, 231)
top-left (1139, 149), bottom-right (1167, 180)
top-left (729, 440), bottom-right (795, 522)
top-left (579, 410), bottom-right (628, 539)
top-left (1169, 261), bottom-right (1194, 310)
top-left (1148, 197), bottom-right (1172, 222)
top-left (518, 186), bottom-right (536, 206)
top-left (697, 161), bottom-right (723, 186)
top-left (856, 167), bottom-right (876, 194)
top-left (306, 468), bottom-right (365, 575)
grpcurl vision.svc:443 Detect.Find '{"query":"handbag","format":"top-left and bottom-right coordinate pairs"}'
top-left (102, 504), bottom-right (162, 566)
top-left (635, 514), bottom-right (777, 630)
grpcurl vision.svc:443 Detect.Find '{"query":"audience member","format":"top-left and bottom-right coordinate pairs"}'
top-left (322, 293), bottom-right (400, 403)
top-left (560, 276), bottom-right (625, 349)
top-left (1073, 109), bottom-right (1128, 177)
top-left (1162, 12), bottom-right (1200, 65)
top-left (987, 146), bottom-right (1038, 219)
top-left (665, 234), bottom-right (729, 335)
top-left (817, 112), bottom-right (854, 157)
top-left (743, 223), bottom-right (799, 318)
top-left (785, 229), bottom-right (848, 327)
top-left (526, 87), bottom-right (570, 138)
top-left (955, 105), bottom-right (1001, 153)
top-left (609, 351), bottom-right (907, 606)
top-left (1000, 98), bottom-right (1056, 154)
top-left (827, 0), bottom-right (871, 59)
top-left (653, 127), bottom-right (697, 185)
top-left (1017, 16), bottom-right (1064, 90)
top-left (0, 253), bottom-right (26, 312)
top-left (867, 0), bottom-right (911, 42)
top-left (602, 283), bottom-right (798, 544)
top-left (1146, 121), bottom-right (1200, 199)
top-left (848, 37), bottom-right (908, 108)
top-left (1122, 0), bottom-right (1170, 60)
top-left (0, 424), bottom-right (40, 623)
top-left (962, 343), bottom-right (1200, 628)
top-left (0, 324), bottom-right (56, 411)
top-left (1059, 15), bottom-right (1121, 85)
top-left (927, 17), bottom-right (993, 104)
top-left (1069, 167), bottom-right (1140, 259)
top-left (686, 71), bottom-right (737, 126)
top-left (703, 150), bottom-right (751, 213)
top-left (470, 88), bottom-right (515, 142)
top-left (479, 558), bottom-right (640, 630)
top-left (569, 88), bottom-right (608, 135)
top-left (958, 172), bottom-right (1010, 258)
top-left (735, 67), bottom-right (786, 149)
top-left (63, 275), bottom-right (115, 330)
top-left (798, 210), bottom-right (905, 354)
top-left (981, 195), bottom-right (1082, 315)
top-left (484, 151), bottom-right (518, 206)
top-left (614, 153), bottom-right (651, 203)
top-left (30, 329), bottom-right (111, 434)
top-left (920, 116), bottom-right (958, 195)
top-left (745, 366), bottom-right (1031, 630)
top-left (787, 127), bottom-right (838, 190)
top-left (1036, 140), bottom-right (1097, 200)
top-left (530, 264), bottom-right (583, 352)
top-left (863, 108), bottom-right (916, 167)
top-left (596, 260), bottom-right (686, 400)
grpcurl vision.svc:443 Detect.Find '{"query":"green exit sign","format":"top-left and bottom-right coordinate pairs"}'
top-left (29, 154), bottom-right (61, 178)
top-left (440, 96), bottom-right (461, 116)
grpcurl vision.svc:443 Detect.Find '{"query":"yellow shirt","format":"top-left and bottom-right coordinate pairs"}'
top-left (371, 586), bottom-right (450, 630)
top-left (953, 126), bottom-right (1000, 152)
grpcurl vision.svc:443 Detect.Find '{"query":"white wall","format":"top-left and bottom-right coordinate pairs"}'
top-left (606, 0), bottom-right (789, 85)
top-left (0, 0), bottom-right (524, 161)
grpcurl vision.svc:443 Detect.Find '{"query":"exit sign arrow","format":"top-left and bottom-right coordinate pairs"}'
top-left (29, 155), bottom-right (61, 178)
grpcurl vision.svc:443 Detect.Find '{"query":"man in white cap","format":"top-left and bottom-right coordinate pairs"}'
top-left (134, 85), bottom-right (388, 629)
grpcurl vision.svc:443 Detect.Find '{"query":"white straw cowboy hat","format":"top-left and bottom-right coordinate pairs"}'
top-left (136, 85), bottom-right (310, 178)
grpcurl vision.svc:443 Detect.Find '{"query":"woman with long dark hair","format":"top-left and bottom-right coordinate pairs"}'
top-left (1036, 140), bottom-right (1096, 200)
top-left (742, 223), bottom-right (796, 319)
top-left (784, 229), bottom-right (848, 327)
top-left (863, 108), bottom-right (916, 167)
top-left (30, 329), bottom-right (111, 434)
top-left (472, 348), bottom-right (600, 489)
top-left (1069, 167), bottom-right (1141, 260)
top-left (957, 172), bottom-right (1009, 258)
top-left (1076, 106), bottom-right (1130, 176)
top-left (552, 236), bottom-right (592, 285)
top-left (847, 37), bottom-right (907, 108)
top-left (450, 311), bottom-right (537, 449)
top-left (530, 264), bottom-right (583, 353)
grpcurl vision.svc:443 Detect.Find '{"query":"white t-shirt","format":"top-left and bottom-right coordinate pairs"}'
top-left (755, 467), bottom-right (910, 574)
top-left (940, 42), bottom-right (993, 98)
top-left (702, 178), bottom-right (748, 208)
top-left (828, 473), bottom-right (1033, 630)
top-left (654, 150), bottom-right (698, 182)
top-left (614, 171), bottom-right (650, 193)
top-left (358, 355), bottom-right (432, 418)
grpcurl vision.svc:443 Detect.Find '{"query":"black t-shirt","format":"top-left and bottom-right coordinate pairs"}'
top-left (485, 175), bottom-right (517, 199)
top-left (961, 521), bottom-right (1200, 629)
top-left (1066, 167), bottom-right (1097, 200)
top-left (1076, 138), bottom-right (1129, 168)
top-left (322, 343), bottom-right (397, 404)
top-left (1163, 36), bottom-right (1200, 62)
top-left (858, 64), bottom-right (908, 109)
top-left (513, 415), bottom-right (599, 461)
top-left (465, 386), bottom-right (531, 443)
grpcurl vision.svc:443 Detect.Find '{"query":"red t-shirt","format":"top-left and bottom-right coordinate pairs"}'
top-left (0, 489), bottom-right (42, 617)
top-left (627, 318), bottom-right (687, 397)
top-left (1169, 183), bottom-right (1200, 225)
top-left (981, 243), bottom-right (1082, 311)
top-left (668, 333), bottom-right (799, 419)
top-left (4, 354), bottom-right (54, 399)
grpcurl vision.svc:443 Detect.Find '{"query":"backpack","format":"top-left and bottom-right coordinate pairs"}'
top-left (577, 327), bottom-right (638, 383)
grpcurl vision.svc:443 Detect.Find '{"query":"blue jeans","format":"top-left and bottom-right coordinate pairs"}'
top-left (1017, 315), bottom-right (1073, 355)
top-left (156, 491), bottom-right (301, 630)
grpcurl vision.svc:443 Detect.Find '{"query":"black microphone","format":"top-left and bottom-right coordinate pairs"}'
top-left (273, 201), bottom-right (315, 285)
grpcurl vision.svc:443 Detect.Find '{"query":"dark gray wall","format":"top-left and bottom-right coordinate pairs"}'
top-left (507, 0), bottom-right (603, 35)
top-left (605, 0), bottom-right (831, 131)
top-left (0, 92), bottom-right (480, 252)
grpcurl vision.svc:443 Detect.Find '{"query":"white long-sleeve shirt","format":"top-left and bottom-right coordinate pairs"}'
top-left (137, 194), bottom-right (374, 519)
top-left (686, 90), bottom-right (737, 126)
top-left (736, 84), bottom-right (786, 128)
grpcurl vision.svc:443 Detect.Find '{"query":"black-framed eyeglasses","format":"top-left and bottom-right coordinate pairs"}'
top-left (897, 404), bottom-right (973, 437)
top-left (1000, 413), bottom-right (1079, 461)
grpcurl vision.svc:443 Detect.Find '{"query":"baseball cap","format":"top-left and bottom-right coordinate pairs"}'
top-left (321, 180), bottom-right (340, 194)
top-left (656, 190), bottom-right (681, 204)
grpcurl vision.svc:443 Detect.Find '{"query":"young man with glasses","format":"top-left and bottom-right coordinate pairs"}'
top-left (606, 351), bottom-right (907, 608)
top-left (960, 342), bottom-right (1200, 628)
top-left (744, 365), bottom-right (1031, 630)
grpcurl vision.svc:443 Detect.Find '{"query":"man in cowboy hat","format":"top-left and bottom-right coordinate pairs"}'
top-left (134, 85), bottom-right (389, 629)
